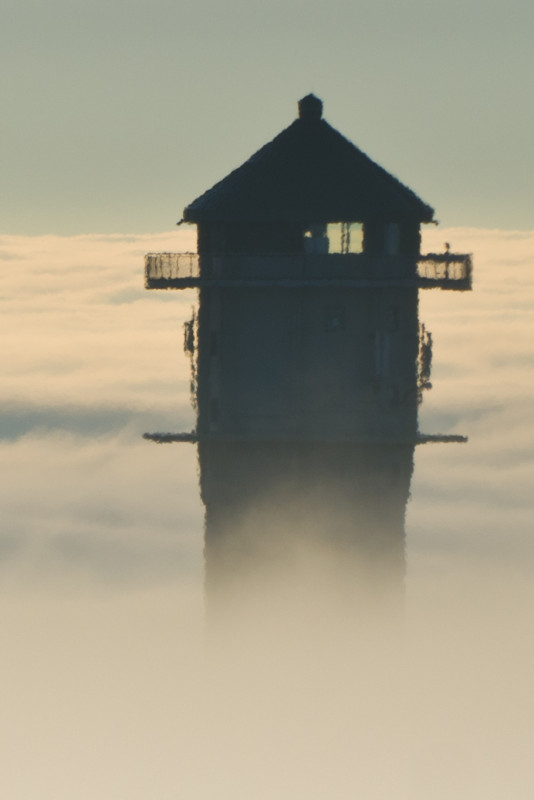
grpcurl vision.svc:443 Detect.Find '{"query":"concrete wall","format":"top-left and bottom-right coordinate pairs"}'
top-left (196, 284), bottom-right (419, 441)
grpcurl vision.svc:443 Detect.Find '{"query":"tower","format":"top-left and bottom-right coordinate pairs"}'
top-left (145, 96), bottom-right (471, 620)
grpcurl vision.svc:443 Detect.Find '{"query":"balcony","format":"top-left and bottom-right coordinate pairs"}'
top-left (417, 253), bottom-right (472, 290)
top-left (145, 252), bottom-right (199, 283)
top-left (145, 251), bottom-right (472, 291)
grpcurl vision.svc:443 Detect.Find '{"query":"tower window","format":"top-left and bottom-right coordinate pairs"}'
top-left (303, 224), bottom-right (328, 254)
top-left (374, 332), bottom-right (390, 376)
top-left (384, 224), bottom-right (400, 255)
top-left (327, 222), bottom-right (364, 254)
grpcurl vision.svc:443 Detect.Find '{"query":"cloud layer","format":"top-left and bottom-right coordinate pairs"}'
top-left (2, 228), bottom-right (534, 798)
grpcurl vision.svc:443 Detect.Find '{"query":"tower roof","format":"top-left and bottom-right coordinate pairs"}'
top-left (183, 95), bottom-right (434, 225)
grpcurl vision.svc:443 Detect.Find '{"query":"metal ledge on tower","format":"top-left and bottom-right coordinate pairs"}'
top-left (143, 431), bottom-right (467, 445)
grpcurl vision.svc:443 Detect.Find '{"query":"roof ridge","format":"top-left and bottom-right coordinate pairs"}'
top-left (183, 103), bottom-right (434, 224)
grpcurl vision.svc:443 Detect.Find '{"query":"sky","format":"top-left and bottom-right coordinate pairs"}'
top-left (3, 1), bottom-right (534, 793)
top-left (2, 227), bottom-right (534, 797)
top-left (3, 0), bottom-right (534, 234)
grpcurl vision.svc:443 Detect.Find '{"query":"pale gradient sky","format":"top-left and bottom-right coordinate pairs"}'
top-left (3, 0), bottom-right (534, 234)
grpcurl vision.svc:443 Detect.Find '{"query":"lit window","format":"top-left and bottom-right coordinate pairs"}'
top-left (326, 222), bottom-right (363, 254)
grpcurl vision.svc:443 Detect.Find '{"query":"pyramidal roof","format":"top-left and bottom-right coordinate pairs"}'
top-left (183, 95), bottom-right (434, 225)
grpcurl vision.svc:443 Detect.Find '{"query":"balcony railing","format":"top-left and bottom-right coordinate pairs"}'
top-left (145, 251), bottom-right (472, 291)
top-left (417, 253), bottom-right (472, 284)
top-left (145, 252), bottom-right (199, 282)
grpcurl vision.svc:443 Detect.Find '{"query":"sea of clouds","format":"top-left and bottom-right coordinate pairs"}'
top-left (1, 227), bottom-right (534, 798)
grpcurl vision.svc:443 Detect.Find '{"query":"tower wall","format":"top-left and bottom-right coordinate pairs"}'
top-left (196, 284), bottom-right (419, 441)
top-left (194, 274), bottom-right (421, 616)
top-left (200, 439), bottom-right (414, 622)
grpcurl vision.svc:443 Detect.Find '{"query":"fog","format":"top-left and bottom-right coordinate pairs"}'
top-left (2, 228), bottom-right (534, 797)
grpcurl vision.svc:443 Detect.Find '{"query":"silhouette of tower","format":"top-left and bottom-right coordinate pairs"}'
top-left (145, 96), bottom-right (471, 619)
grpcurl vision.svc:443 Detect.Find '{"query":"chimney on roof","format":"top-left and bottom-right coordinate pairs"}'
top-left (298, 94), bottom-right (323, 120)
